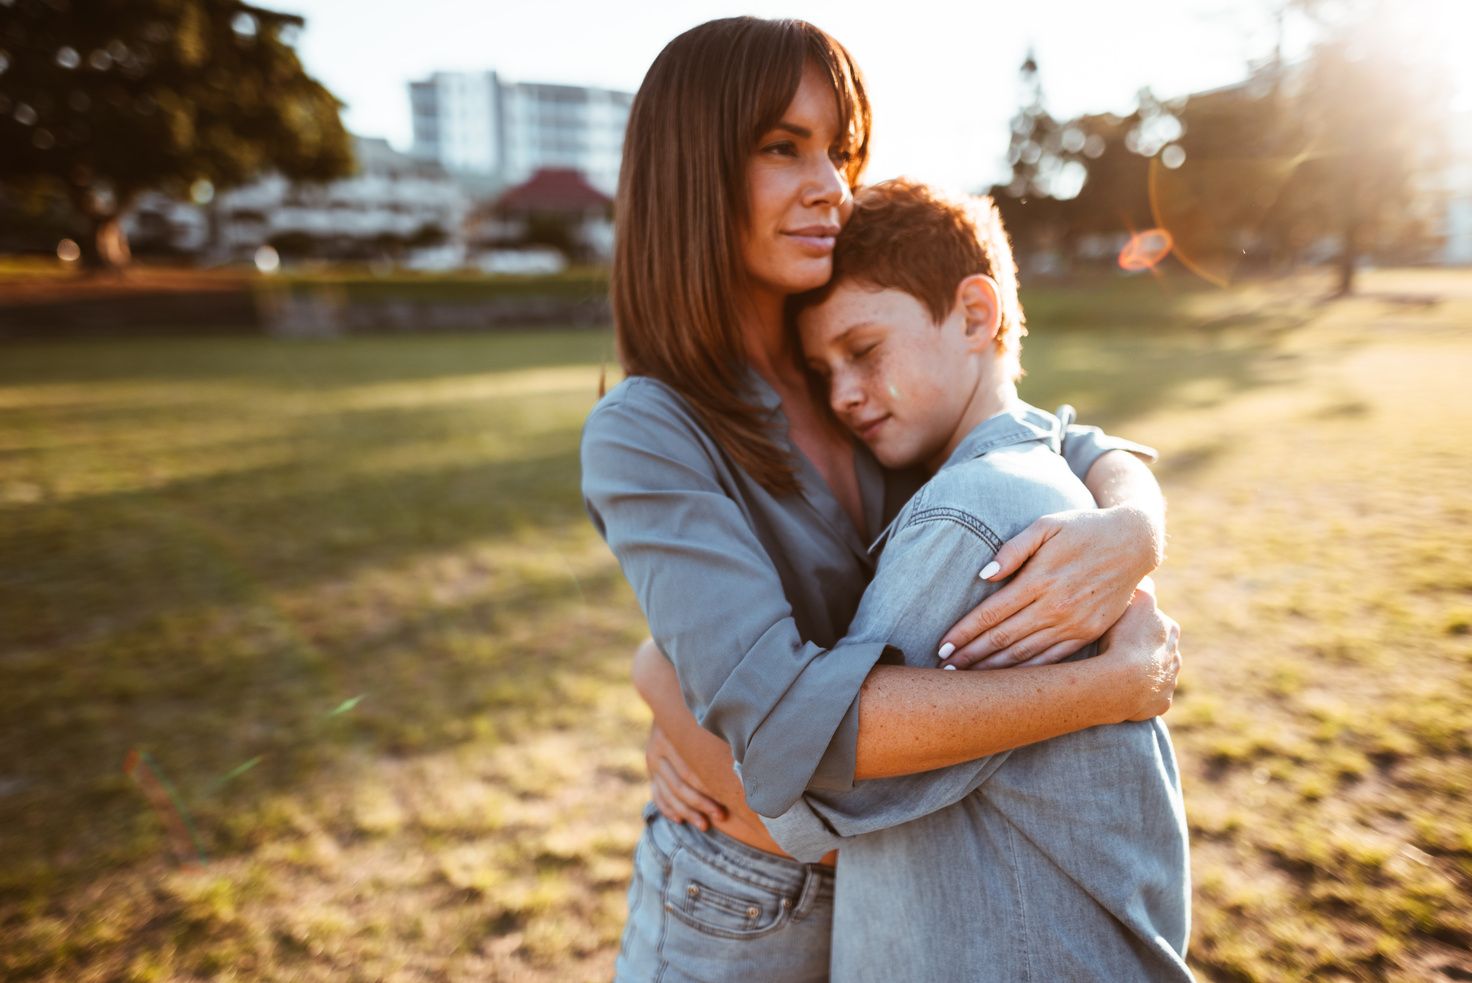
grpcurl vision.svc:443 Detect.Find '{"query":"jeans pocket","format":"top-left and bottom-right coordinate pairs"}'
top-left (664, 846), bottom-right (792, 940)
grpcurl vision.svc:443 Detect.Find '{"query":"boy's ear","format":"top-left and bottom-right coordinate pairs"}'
top-left (956, 274), bottom-right (1002, 349)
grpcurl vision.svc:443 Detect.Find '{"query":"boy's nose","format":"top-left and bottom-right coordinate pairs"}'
top-left (829, 372), bottom-right (863, 411)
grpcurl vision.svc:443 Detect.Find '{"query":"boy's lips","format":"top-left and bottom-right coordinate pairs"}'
top-left (784, 224), bottom-right (840, 252)
top-left (851, 414), bottom-right (890, 441)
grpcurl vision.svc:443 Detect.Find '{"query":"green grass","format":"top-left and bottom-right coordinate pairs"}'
top-left (2, 269), bottom-right (1471, 981)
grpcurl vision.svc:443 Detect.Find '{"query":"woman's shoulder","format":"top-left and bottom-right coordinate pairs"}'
top-left (594, 374), bottom-right (690, 414)
top-left (587, 375), bottom-right (699, 432)
top-left (582, 375), bottom-right (718, 462)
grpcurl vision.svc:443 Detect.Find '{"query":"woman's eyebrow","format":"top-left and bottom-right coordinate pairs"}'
top-left (773, 121), bottom-right (812, 139)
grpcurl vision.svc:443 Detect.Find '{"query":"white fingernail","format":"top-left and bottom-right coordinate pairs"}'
top-left (943, 664), bottom-right (957, 670)
top-left (938, 642), bottom-right (956, 660)
top-left (979, 561), bottom-right (1001, 580)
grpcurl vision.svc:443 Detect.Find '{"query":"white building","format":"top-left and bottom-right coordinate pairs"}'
top-left (409, 72), bottom-right (633, 196)
top-left (213, 136), bottom-right (470, 261)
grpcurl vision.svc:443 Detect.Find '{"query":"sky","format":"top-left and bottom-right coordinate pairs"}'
top-left (278, 0), bottom-right (1472, 192)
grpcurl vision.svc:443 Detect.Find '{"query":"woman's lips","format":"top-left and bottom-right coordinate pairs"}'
top-left (784, 225), bottom-right (840, 252)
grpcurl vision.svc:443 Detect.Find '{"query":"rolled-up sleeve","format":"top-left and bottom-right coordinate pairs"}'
top-left (581, 386), bottom-right (890, 817)
top-left (763, 513), bottom-right (1015, 860)
top-left (1061, 423), bottom-right (1158, 479)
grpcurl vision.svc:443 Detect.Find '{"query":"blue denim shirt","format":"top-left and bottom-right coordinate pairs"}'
top-left (581, 374), bottom-right (1152, 817)
top-left (760, 403), bottom-right (1192, 982)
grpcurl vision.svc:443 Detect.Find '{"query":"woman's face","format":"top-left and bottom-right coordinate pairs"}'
top-left (742, 63), bottom-right (855, 298)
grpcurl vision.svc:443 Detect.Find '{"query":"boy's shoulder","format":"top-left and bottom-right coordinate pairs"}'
top-left (885, 404), bottom-right (1096, 548)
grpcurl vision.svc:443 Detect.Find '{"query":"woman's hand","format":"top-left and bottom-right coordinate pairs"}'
top-left (1097, 586), bottom-right (1180, 721)
top-left (647, 723), bottom-right (729, 831)
top-left (938, 506), bottom-right (1161, 670)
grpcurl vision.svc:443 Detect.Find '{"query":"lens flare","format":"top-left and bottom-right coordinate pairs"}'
top-left (1118, 229), bottom-right (1174, 272)
top-left (1147, 150), bottom-right (1316, 287)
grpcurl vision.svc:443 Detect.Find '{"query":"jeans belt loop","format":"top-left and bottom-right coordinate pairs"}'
top-left (791, 864), bottom-right (823, 921)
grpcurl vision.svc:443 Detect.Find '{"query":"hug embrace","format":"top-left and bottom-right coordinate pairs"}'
top-left (581, 16), bottom-right (1192, 983)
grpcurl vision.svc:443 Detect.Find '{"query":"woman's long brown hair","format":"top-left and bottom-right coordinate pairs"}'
top-left (611, 17), bottom-right (870, 496)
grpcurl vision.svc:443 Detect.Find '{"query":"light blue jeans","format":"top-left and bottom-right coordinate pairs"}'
top-left (615, 803), bottom-right (834, 983)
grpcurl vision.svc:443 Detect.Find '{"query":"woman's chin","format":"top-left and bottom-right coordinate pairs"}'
top-left (763, 256), bottom-right (833, 295)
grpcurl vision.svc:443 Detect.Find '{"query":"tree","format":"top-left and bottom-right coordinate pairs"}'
top-left (0, 0), bottom-right (352, 269)
top-left (1283, 0), bottom-right (1451, 294)
top-left (990, 53), bottom-right (1178, 271)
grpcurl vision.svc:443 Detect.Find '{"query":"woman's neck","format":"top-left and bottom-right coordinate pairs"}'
top-left (740, 285), bottom-right (803, 390)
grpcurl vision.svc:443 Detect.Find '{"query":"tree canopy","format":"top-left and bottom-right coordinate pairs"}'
top-left (990, 1), bottom-right (1454, 294)
top-left (0, 0), bottom-right (353, 266)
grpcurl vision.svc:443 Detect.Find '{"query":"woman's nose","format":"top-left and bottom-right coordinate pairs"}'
top-left (803, 156), bottom-right (849, 209)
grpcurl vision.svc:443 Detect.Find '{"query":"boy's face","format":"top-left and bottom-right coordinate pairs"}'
top-left (799, 280), bottom-right (982, 472)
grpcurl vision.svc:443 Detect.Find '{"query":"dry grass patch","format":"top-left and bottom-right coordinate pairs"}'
top-left (1086, 270), bottom-right (1472, 982)
top-left (3, 272), bottom-right (1471, 980)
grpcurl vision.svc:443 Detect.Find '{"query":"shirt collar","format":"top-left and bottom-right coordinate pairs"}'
top-left (741, 367), bottom-right (787, 413)
top-left (936, 401), bottom-right (1065, 473)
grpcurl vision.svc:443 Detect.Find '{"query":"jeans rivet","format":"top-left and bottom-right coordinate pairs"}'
top-left (746, 906), bottom-right (760, 918)
top-left (780, 898), bottom-right (790, 908)
top-left (664, 903), bottom-right (673, 912)
top-left (687, 884), bottom-right (699, 896)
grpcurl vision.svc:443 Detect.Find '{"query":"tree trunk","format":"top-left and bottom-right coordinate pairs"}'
top-left (94, 215), bottom-right (133, 271)
top-left (67, 184), bottom-right (134, 273)
top-left (1334, 211), bottom-right (1358, 298)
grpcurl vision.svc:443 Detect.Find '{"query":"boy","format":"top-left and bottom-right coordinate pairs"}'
top-left (762, 178), bottom-right (1192, 981)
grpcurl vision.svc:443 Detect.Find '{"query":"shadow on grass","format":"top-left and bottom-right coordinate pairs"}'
top-left (1018, 290), bottom-right (1312, 429)
top-left (0, 330), bottom-right (617, 389)
top-left (0, 281), bottom-right (1321, 907)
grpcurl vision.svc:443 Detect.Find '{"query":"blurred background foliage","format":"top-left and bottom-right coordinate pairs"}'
top-left (0, 0), bottom-right (351, 269)
top-left (991, 0), bottom-right (1453, 295)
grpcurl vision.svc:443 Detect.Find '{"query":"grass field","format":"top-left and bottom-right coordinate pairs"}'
top-left (2, 269), bottom-right (1470, 982)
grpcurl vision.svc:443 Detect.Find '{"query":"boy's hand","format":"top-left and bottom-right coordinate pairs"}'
top-left (1097, 586), bottom-right (1180, 721)
top-left (646, 723), bottom-right (728, 831)
top-left (938, 507), bottom-right (1158, 669)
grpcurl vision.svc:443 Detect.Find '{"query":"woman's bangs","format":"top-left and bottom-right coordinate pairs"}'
top-left (803, 24), bottom-right (871, 185)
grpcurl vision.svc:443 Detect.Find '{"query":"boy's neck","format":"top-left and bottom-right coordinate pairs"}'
top-left (925, 363), bottom-right (1018, 475)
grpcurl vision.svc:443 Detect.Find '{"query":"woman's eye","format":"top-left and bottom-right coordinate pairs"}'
top-left (853, 343), bottom-right (878, 360)
top-left (829, 148), bottom-right (854, 165)
top-left (762, 140), bottom-right (797, 156)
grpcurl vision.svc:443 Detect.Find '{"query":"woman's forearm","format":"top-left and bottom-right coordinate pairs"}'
top-left (859, 586), bottom-right (1177, 778)
top-left (853, 659), bottom-right (1128, 779)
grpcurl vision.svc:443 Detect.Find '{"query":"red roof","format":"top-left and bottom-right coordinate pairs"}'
top-left (497, 168), bottom-right (612, 213)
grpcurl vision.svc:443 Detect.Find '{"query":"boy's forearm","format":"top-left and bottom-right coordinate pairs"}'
top-left (853, 659), bottom-right (1130, 779)
top-left (1084, 449), bottom-right (1166, 567)
top-left (632, 643), bottom-right (769, 833)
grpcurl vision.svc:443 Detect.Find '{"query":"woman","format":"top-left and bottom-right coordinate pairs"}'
top-left (580, 17), bottom-right (1178, 982)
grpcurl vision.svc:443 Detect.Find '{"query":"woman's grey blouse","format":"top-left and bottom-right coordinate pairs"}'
top-left (580, 373), bottom-right (1143, 817)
